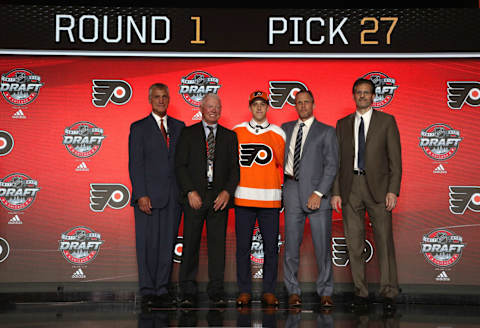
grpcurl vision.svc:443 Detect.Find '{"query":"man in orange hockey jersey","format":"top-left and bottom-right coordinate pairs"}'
top-left (233, 90), bottom-right (286, 307)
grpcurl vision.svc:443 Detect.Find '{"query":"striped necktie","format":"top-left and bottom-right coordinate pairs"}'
top-left (293, 122), bottom-right (305, 179)
top-left (206, 126), bottom-right (215, 161)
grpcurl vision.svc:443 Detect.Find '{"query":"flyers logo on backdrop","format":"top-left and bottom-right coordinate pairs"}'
top-left (0, 173), bottom-right (41, 212)
top-left (0, 237), bottom-right (10, 263)
top-left (58, 226), bottom-right (104, 265)
top-left (421, 229), bottom-right (466, 268)
top-left (362, 72), bottom-right (398, 109)
top-left (239, 144), bottom-right (273, 167)
top-left (332, 237), bottom-right (373, 267)
top-left (449, 186), bottom-right (480, 214)
top-left (1, 68), bottom-right (44, 106)
top-left (92, 80), bottom-right (132, 107)
top-left (447, 81), bottom-right (480, 109)
top-left (0, 131), bottom-right (14, 157)
top-left (418, 123), bottom-right (463, 161)
top-left (89, 183), bottom-right (130, 212)
top-left (268, 81), bottom-right (308, 109)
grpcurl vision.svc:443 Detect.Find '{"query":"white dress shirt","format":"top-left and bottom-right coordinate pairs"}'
top-left (151, 111), bottom-right (168, 133)
top-left (353, 108), bottom-right (373, 170)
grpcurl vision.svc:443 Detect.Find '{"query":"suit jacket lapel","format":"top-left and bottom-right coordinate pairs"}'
top-left (365, 110), bottom-right (378, 146)
top-left (283, 121), bottom-right (295, 164)
top-left (301, 119), bottom-right (317, 160)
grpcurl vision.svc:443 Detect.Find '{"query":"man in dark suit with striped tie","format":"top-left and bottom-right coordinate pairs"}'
top-left (175, 93), bottom-right (240, 307)
top-left (129, 83), bottom-right (185, 308)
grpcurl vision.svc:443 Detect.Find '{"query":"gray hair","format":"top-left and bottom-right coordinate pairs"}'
top-left (148, 83), bottom-right (169, 97)
top-left (200, 93), bottom-right (221, 108)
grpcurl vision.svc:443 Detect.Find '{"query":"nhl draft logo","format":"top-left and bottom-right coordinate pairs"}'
top-left (418, 123), bottom-right (462, 161)
top-left (63, 122), bottom-right (106, 158)
top-left (0, 173), bottom-right (41, 211)
top-left (0, 237), bottom-right (10, 263)
top-left (362, 72), bottom-right (398, 109)
top-left (447, 81), bottom-right (480, 110)
top-left (92, 80), bottom-right (132, 107)
top-left (0, 131), bottom-right (14, 156)
top-left (250, 226), bottom-right (284, 265)
top-left (1, 68), bottom-right (44, 106)
top-left (59, 226), bottom-right (104, 265)
top-left (239, 144), bottom-right (273, 167)
top-left (421, 229), bottom-right (465, 268)
top-left (269, 81), bottom-right (308, 109)
top-left (332, 237), bottom-right (373, 266)
top-left (89, 183), bottom-right (130, 212)
top-left (449, 186), bottom-right (480, 215)
top-left (179, 71), bottom-right (221, 107)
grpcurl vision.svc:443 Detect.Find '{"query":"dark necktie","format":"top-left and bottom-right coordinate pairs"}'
top-left (160, 118), bottom-right (168, 147)
top-left (293, 122), bottom-right (305, 179)
top-left (358, 117), bottom-right (365, 170)
top-left (206, 126), bottom-right (215, 162)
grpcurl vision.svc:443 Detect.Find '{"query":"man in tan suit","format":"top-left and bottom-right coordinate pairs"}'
top-left (331, 78), bottom-right (401, 312)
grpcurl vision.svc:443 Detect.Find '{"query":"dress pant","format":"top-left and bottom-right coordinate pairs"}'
top-left (342, 174), bottom-right (399, 298)
top-left (179, 189), bottom-right (228, 298)
top-left (235, 206), bottom-right (280, 294)
top-left (283, 178), bottom-right (334, 297)
top-left (134, 192), bottom-right (181, 297)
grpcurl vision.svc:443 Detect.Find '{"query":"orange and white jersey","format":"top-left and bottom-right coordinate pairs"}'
top-left (233, 120), bottom-right (286, 208)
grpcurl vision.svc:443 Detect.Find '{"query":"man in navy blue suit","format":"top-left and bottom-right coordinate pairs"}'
top-left (129, 83), bottom-right (185, 308)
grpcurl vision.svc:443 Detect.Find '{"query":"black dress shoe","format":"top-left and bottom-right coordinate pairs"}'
top-left (141, 295), bottom-right (156, 307)
top-left (179, 295), bottom-right (196, 308)
top-left (352, 295), bottom-right (369, 307)
top-left (210, 294), bottom-right (227, 307)
top-left (383, 297), bottom-right (396, 313)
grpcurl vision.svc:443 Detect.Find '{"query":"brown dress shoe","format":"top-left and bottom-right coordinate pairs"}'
top-left (236, 293), bottom-right (252, 306)
top-left (262, 293), bottom-right (279, 306)
top-left (320, 295), bottom-right (334, 307)
top-left (288, 294), bottom-right (302, 307)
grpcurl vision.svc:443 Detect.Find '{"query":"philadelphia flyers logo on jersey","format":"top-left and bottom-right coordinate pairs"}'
top-left (239, 144), bottom-right (273, 167)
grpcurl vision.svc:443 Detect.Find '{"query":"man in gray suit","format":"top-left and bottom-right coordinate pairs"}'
top-left (282, 90), bottom-right (338, 307)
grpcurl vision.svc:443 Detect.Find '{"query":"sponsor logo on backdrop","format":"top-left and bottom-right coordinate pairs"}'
top-left (362, 72), bottom-right (398, 109)
top-left (92, 80), bottom-right (132, 107)
top-left (421, 229), bottom-right (465, 268)
top-left (63, 122), bottom-right (106, 158)
top-left (8, 214), bottom-right (22, 225)
top-left (89, 183), bottom-right (130, 212)
top-left (0, 131), bottom-right (14, 156)
top-left (173, 236), bottom-right (183, 263)
top-left (250, 226), bottom-right (284, 265)
top-left (12, 109), bottom-right (26, 119)
top-left (75, 162), bottom-right (89, 172)
top-left (332, 237), bottom-right (374, 266)
top-left (0, 173), bottom-right (41, 212)
top-left (435, 271), bottom-right (450, 282)
top-left (433, 164), bottom-right (447, 174)
top-left (239, 144), bottom-right (273, 167)
top-left (59, 226), bottom-right (104, 265)
top-left (0, 237), bottom-right (10, 262)
top-left (449, 186), bottom-right (480, 214)
top-left (179, 71), bottom-right (221, 107)
top-left (419, 123), bottom-right (462, 161)
top-left (268, 81), bottom-right (308, 109)
top-left (72, 268), bottom-right (87, 279)
top-left (447, 81), bottom-right (480, 110)
top-left (1, 68), bottom-right (44, 106)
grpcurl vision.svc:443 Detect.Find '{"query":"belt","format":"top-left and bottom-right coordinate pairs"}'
top-left (353, 169), bottom-right (366, 175)
top-left (284, 174), bottom-right (298, 181)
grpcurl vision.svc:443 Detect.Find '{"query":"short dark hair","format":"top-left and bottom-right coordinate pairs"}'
top-left (295, 89), bottom-right (315, 104)
top-left (352, 78), bottom-right (375, 95)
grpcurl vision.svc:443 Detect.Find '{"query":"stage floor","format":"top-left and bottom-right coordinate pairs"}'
top-left (2, 298), bottom-right (480, 327)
